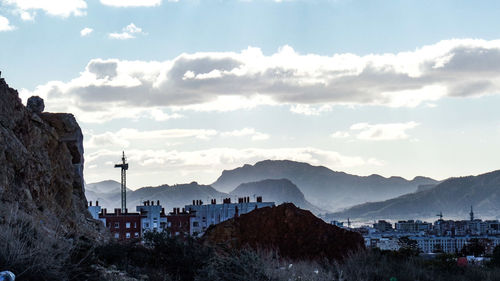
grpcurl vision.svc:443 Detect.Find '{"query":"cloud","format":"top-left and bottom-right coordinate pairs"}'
top-left (84, 147), bottom-right (382, 180)
top-left (348, 121), bottom-right (420, 141)
top-left (85, 127), bottom-right (271, 150)
top-left (290, 104), bottom-right (332, 116)
top-left (80, 27), bottom-right (93, 37)
top-left (0, 16), bottom-right (15, 31)
top-left (25, 39), bottom-right (500, 122)
top-left (330, 131), bottom-right (350, 139)
top-left (221, 128), bottom-right (269, 141)
top-left (85, 128), bottom-right (219, 149)
top-left (100, 0), bottom-right (161, 7)
top-left (108, 23), bottom-right (144, 40)
top-left (2, 0), bottom-right (87, 18)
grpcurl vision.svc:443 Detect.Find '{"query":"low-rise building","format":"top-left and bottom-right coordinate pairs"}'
top-left (185, 196), bottom-right (275, 236)
top-left (99, 208), bottom-right (143, 240)
top-left (136, 200), bottom-right (168, 233)
top-left (373, 220), bottom-right (393, 232)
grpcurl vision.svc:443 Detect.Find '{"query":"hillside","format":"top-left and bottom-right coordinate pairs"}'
top-left (202, 203), bottom-right (364, 261)
top-left (229, 179), bottom-right (325, 214)
top-left (326, 170), bottom-right (500, 221)
top-left (0, 78), bottom-right (107, 279)
top-left (212, 160), bottom-right (437, 211)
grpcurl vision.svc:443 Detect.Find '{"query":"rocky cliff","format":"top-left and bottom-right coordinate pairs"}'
top-left (202, 203), bottom-right (364, 261)
top-left (0, 77), bottom-right (106, 265)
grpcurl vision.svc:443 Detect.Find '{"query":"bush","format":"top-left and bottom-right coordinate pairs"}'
top-left (0, 204), bottom-right (72, 281)
top-left (195, 248), bottom-right (270, 281)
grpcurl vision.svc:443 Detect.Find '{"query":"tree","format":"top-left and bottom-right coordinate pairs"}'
top-left (490, 245), bottom-right (500, 267)
top-left (398, 236), bottom-right (419, 256)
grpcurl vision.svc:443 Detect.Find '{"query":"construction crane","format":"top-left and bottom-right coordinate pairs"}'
top-left (114, 151), bottom-right (129, 213)
top-left (436, 211), bottom-right (443, 220)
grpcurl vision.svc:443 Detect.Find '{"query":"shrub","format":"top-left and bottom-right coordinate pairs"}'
top-left (0, 204), bottom-right (72, 281)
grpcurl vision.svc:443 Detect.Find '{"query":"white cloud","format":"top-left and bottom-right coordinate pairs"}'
top-left (20, 11), bottom-right (34, 21)
top-left (80, 27), bottom-right (93, 37)
top-left (221, 128), bottom-right (269, 141)
top-left (330, 131), bottom-right (350, 139)
top-left (290, 104), bottom-right (332, 116)
top-left (108, 23), bottom-right (144, 40)
top-left (84, 147), bottom-right (382, 179)
top-left (349, 122), bottom-right (420, 141)
top-left (85, 128), bottom-right (219, 149)
top-left (0, 16), bottom-right (15, 31)
top-left (100, 0), bottom-right (161, 7)
top-left (2, 0), bottom-right (87, 18)
top-left (26, 39), bottom-right (500, 122)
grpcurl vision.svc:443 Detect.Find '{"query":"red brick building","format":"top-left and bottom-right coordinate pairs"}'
top-left (166, 207), bottom-right (195, 237)
top-left (99, 208), bottom-right (144, 240)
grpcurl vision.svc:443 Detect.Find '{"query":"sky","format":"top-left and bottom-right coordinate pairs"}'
top-left (1, 0), bottom-right (500, 189)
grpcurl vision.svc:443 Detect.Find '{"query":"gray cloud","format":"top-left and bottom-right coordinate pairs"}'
top-left (25, 39), bottom-right (500, 122)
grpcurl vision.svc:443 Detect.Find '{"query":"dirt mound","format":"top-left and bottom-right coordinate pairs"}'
top-left (202, 203), bottom-right (364, 261)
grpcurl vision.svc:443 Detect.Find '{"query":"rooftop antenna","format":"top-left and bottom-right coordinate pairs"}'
top-left (114, 151), bottom-right (129, 213)
top-left (436, 211), bottom-right (443, 220)
top-left (470, 205), bottom-right (474, 221)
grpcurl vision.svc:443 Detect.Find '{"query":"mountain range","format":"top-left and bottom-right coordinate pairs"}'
top-left (85, 178), bottom-right (324, 214)
top-left (326, 170), bottom-right (500, 221)
top-left (212, 160), bottom-right (437, 211)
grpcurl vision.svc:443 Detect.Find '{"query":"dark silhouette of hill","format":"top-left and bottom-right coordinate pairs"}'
top-left (212, 160), bottom-right (437, 211)
top-left (230, 179), bottom-right (325, 214)
top-left (202, 203), bottom-right (364, 261)
top-left (326, 170), bottom-right (500, 220)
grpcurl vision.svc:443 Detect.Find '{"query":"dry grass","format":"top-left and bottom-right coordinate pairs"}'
top-left (0, 203), bottom-right (72, 281)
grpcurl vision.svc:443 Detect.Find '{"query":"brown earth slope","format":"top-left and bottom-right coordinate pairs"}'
top-left (202, 203), bottom-right (364, 261)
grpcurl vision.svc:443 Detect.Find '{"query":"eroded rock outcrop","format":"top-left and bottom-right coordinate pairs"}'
top-left (202, 203), bottom-right (364, 261)
top-left (0, 77), bottom-right (106, 242)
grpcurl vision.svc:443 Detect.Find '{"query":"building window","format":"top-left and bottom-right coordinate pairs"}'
top-left (114, 222), bottom-right (119, 228)
top-left (193, 222), bottom-right (199, 227)
top-left (153, 223), bottom-right (158, 228)
top-left (126, 222), bottom-right (131, 229)
top-left (134, 222), bottom-right (137, 228)
top-left (114, 233), bottom-right (119, 239)
top-left (126, 233), bottom-right (131, 239)
top-left (134, 232), bottom-right (139, 238)
top-left (144, 222), bottom-right (149, 228)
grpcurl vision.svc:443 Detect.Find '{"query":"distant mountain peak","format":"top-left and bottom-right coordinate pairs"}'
top-left (213, 159), bottom-right (437, 212)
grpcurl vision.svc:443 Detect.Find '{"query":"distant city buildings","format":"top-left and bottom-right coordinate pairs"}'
top-left (87, 196), bottom-right (275, 240)
top-left (333, 207), bottom-right (500, 255)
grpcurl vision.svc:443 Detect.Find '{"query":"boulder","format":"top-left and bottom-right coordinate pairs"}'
top-left (26, 96), bottom-right (45, 113)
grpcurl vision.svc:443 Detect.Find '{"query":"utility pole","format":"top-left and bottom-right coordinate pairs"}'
top-left (114, 151), bottom-right (129, 213)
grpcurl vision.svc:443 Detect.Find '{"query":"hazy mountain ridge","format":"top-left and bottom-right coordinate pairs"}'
top-left (86, 178), bottom-right (326, 214)
top-left (85, 181), bottom-right (227, 212)
top-left (326, 170), bottom-right (500, 221)
top-left (230, 179), bottom-right (326, 214)
top-left (212, 160), bottom-right (437, 211)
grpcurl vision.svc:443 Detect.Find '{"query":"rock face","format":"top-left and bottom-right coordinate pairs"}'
top-left (26, 95), bottom-right (45, 113)
top-left (202, 203), bottom-right (364, 261)
top-left (0, 77), bottom-right (105, 240)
